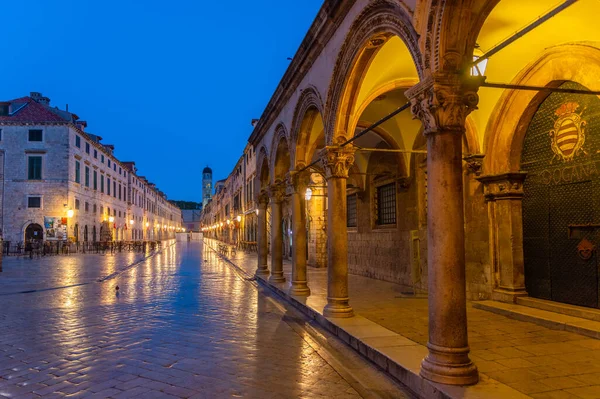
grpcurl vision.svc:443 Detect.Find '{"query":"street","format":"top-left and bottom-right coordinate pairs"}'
top-left (0, 242), bottom-right (409, 398)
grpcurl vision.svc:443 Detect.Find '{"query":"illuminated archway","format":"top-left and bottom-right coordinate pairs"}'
top-left (290, 86), bottom-right (326, 168)
top-left (270, 124), bottom-right (291, 182)
top-left (325, 0), bottom-right (422, 145)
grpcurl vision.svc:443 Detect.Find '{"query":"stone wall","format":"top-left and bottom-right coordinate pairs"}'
top-left (307, 186), bottom-right (327, 268)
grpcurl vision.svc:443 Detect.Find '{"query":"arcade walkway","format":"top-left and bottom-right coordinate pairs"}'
top-left (208, 239), bottom-right (600, 399)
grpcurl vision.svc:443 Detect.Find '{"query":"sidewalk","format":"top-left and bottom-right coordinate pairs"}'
top-left (207, 240), bottom-right (600, 399)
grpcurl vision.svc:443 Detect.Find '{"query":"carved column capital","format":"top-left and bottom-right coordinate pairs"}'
top-left (268, 180), bottom-right (286, 203)
top-left (257, 190), bottom-right (270, 209)
top-left (319, 145), bottom-right (355, 180)
top-left (287, 168), bottom-right (311, 194)
top-left (405, 72), bottom-right (483, 135)
top-left (463, 154), bottom-right (485, 176)
top-left (477, 172), bottom-right (528, 201)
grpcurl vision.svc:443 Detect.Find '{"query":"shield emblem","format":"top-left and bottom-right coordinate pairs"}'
top-left (550, 102), bottom-right (587, 162)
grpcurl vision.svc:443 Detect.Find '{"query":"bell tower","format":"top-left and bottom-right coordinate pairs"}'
top-left (202, 166), bottom-right (213, 208)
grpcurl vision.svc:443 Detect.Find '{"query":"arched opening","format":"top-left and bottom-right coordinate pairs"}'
top-left (292, 93), bottom-right (328, 269)
top-left (74, 223), bottom-right (79, 243)
top-left (520, 81), bottom-right (600, 308)
top-left (272, 133), bottom-right (291, 262)
top-left (92, 225), bottom-right (97, 242)
top-left (25, 223), bottom-right (43, 242)
top-left (327, 23), bottom-right (424, 288)
top-left (83, 225), bottom-right (88, 242)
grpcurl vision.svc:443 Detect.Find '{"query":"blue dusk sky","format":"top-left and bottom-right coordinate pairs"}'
top-left (1, 1), bottom-right (323, 202)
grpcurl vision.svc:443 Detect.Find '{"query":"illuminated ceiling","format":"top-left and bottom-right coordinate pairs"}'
top-left (474, 0), bottom-right (600, 147)
top-left (354, 36), bottom-right (419, 123)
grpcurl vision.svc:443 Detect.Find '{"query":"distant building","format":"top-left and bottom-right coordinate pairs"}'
top-left (181, 209), bottom-right (202, 232)
top-left (202, 166), bottom-right (212, 208)
top-left (0, 92), bottom-right (183, 244)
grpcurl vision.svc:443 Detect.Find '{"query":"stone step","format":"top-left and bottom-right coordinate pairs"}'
top-left (473, 300), bottom-right (600, 340)
top-left (517, 296), bottom-right (600, 322)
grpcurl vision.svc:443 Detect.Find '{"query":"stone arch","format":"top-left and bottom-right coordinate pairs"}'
top-left (256, 145), bottom-right (270, 194)
top-left (324, 0), bottom-right (423, 145)
top-left (425, 0), bottom-right (498, 73)
top-left (290, 85), bottom-right (325, 167)
top-left (269, 123), bottom-right (291, 182)
top-left (24, 223), bottom-right (43, 242)
top-left (484, 44), bottom-right (600, 175)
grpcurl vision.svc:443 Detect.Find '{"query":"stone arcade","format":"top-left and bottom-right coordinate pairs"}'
top-left (201, 0), bottom-right (599, 386)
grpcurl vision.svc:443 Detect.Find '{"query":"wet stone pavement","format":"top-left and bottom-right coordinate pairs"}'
top-left (0, 242), bottom-right (407, 398)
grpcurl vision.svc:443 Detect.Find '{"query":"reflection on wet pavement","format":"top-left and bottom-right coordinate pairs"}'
top-left (0, 242), bottom-right (363, 398)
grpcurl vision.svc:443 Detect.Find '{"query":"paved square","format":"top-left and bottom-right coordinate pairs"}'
top-left (0, 242), bottom-right (405, 398)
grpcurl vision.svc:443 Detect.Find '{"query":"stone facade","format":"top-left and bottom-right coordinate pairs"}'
top-left (0, 93), bottom-right (182, 244)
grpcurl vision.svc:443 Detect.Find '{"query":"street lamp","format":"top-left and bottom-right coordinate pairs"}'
top-left (237, 215), bottom-right (242, 222)
top-left (129, 219), bottom-right (134, 225)
top-left (109, 216), bottom-right (115, 223)
top-left (305, 188), bottom-right (313, 201)
top-left (471, 48), bottom-right (488, 77)
top-left (67, 209), bottom-right (74, 218)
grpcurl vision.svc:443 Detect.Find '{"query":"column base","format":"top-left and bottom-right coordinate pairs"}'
top-left (324, 298), bottom-right (354, 318)
top-left (255, 267), bottom-right (269, 277)
top-left (289, 282), bottom-right (311, 297)
top-left (420, 343), bottom-right (479, 386)
top-left (269, 273), bottom-right (286, 283)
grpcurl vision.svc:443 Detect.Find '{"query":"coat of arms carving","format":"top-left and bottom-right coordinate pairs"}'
top-left (549, 102), bottom-right (587, 163)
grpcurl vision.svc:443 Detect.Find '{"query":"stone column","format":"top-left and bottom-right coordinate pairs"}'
top-left (287, 168), bottom-right (311, 296)
top-left (255, 191), bottom-right (270, 277)
top-left (478, 172), bottom-right (528, 303)
top-left (269, 182), bottom-right (286, 283)
top-left (320, 144), bottom-right (355, 318)
top-left (406, 73), bottom-right (480, 385)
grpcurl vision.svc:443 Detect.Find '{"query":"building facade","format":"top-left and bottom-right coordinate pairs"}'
top-left (198, 0), bottom-right (599, 387)
top-left (0, 92), bottom-right (183, 244)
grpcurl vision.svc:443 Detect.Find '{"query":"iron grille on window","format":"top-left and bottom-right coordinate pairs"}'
top-left (347, 194), bottom-right (357, 228)
top-left (377, 183), bottom-right (396, 225)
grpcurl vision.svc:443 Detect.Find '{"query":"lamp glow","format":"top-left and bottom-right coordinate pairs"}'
top-left (237, 215), bottom-right (241, 222)
top-left (109, 216), bottom-right (115, 223)
top-left (130, 219), bottom-right (134, 225)
top-left (305, 188), bottom-right (313, 201)
top-left (146, 222), bottom-right (149, 227)
top-left (67, 209), bottom-right (74, 218)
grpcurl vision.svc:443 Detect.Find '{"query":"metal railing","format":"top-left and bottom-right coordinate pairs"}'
top-left (2, 240), bottom-right (165, 258)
